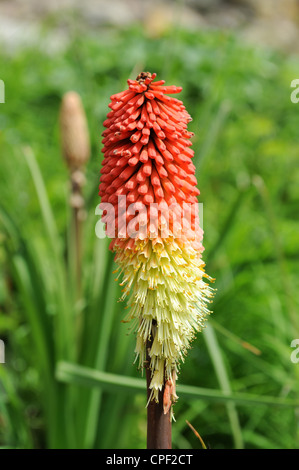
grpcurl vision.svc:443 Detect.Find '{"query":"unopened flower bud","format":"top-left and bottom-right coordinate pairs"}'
top-left (60, 91), bottom-right (90, 171)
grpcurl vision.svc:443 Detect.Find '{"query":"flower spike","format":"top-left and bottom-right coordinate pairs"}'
top-left (99, 72), bottom-right (214, 412)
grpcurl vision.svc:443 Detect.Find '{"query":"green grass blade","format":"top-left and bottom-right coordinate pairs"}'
top-left (56, 361), bottom-right (299, 407)
top-left (22, 146), bottom-right (62, 260)
top-left (22, 146), bottom-right (74, 361)
top-left (203, 325), bottom-right (243, 448)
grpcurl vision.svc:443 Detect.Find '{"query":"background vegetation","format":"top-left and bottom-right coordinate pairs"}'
top-left (0, 19), bottom-right (299, 449)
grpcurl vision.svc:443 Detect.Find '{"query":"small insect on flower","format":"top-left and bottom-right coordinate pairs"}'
top-left (99, 72), bottom-right (214, 414)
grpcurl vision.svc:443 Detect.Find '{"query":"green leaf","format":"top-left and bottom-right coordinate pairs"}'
top-left (56, 361), bottom-right (299, 408)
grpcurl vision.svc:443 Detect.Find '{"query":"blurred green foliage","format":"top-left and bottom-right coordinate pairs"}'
top-left (0, 21), bottom-right (298, 449)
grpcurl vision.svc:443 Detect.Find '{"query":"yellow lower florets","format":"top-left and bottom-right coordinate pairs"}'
top-left (114, 237), bottom-right (214, 403)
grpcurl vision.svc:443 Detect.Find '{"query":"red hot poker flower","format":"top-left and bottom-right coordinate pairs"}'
top-left (99, 72), bottom-right (214, 411)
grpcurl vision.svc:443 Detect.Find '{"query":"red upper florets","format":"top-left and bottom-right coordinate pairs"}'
top-left (100, 72), bottom-right (198, 201)
top-left (99, 72), bottom-right (201, 244)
